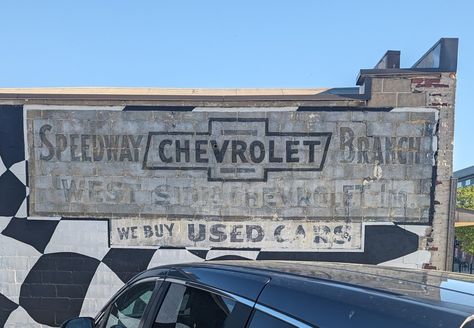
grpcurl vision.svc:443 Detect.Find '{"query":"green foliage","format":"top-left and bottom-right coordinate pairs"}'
top-left (456, 226), bottom-right (474, 255)
top-left (457, 185), bottom-right (474, 210)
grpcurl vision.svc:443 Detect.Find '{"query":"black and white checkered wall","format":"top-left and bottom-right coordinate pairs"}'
top-left (0, 105), bottom-right (428, 327)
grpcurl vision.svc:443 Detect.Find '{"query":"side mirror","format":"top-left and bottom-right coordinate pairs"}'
top-left (60, 317), bottom-right (94, 328)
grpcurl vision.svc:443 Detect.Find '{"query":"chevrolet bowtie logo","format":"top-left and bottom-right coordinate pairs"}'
top-left (143, 118), bottom-right (331, 182)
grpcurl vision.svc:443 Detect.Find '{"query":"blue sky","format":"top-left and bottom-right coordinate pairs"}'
top-left (0, 0), bottom-right (472, 170)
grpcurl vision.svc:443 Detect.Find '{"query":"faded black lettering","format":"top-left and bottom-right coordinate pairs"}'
top-left (39, 124), bottom-right (54, 161)
top-left (176, 140), bottom-right (190, 162)
top-left (70, 134), bottom-right (80, 161)
top-left (231, 140), bottom-right (248, 163)
top-left (286, 140), bottom-right (299, 163)
top-left (210, 140), bottom-right (229, 163)
top-left (104, 135), bottom-right (120, 161)
top-left (230, 225), bottom-right (244, 242)
top-left (188, 224), bottom-right (206, 242)
top-left (159, 140), bottom-right (173, 163)
top-left (246, 225), bottom-right (264, 242)
top-left (81, 135), bottom-right (92, 162)
top-left (119, 135), bottom-right (133, 162)
top-left (195, 140), bottom-right (208, 163)
top-left (269, 140), bottom-right (283, 163)
top-left (249, 141), bottom-right (265, 163)
top-left (340, 127), bottom-right (355, 163)
top-left (209, 224), bottom-right (227, 242)
top-left (303, 140), bottom-right (320, 162)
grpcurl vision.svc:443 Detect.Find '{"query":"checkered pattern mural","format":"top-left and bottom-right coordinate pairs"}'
top-left (0, 105), bottom-right (427, 327)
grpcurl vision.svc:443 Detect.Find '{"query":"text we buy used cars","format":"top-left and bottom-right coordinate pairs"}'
top-left (61, 261), bottom-right (474, 328)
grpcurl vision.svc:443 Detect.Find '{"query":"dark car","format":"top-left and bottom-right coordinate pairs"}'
top-left (62, 261), bottom-right (474, 328)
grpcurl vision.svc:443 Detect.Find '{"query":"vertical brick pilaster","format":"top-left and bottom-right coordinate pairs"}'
top-left (429, 73), bottom-right (456, 270)
top-left (367, 72), bottom-right (457, 270)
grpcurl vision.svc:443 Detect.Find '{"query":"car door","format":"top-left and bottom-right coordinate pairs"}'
top-left (144, 264), bottom-right (272, 328)
top-left (95, 278), bottom-right (164, 328)
top-left (150, 280), bottom-right (255, 328)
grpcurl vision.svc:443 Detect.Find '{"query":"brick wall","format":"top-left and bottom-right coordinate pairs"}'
top-left (367, 72), bottom-right (456, 270)
top-left (0, 73), bottom-right (457, 326)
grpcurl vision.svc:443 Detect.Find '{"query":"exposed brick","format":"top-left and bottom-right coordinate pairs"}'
top-left (422, 264), bottom-right (437, 270)
top-left (411, 78), bottom-right (424, 84)
top-left (412, 78), bottom-right (442, 89)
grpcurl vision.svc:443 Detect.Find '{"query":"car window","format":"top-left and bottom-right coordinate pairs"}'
top-left (103, 281), bottom-right (156, 328)
top-left (154, 283), bottom-right (242, 328)
top-left (247, 310), bottom-right (297, 328)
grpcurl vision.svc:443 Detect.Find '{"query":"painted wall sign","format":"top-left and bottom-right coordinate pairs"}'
top-left (110, 218), bottom-right (362, 250)
top-left (27, 109), bottom-right (437, 248)
top-left (143, 118), bottom-right (331, 181)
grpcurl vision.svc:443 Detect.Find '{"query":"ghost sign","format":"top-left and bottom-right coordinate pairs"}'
top-left (27, 109), bottom-right (437, 249)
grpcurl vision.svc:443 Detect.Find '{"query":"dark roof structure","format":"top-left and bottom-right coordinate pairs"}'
top-left (454, 165), bottom-right (474, 180)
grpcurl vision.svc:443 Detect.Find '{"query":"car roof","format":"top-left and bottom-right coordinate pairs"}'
top-left (138, 260), bottom-right (474, 315)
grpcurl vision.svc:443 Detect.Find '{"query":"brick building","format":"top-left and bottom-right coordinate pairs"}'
top-left (0, 38), bottom-right (458, 326)
top-left (454, 165), bottom-right (474, 188)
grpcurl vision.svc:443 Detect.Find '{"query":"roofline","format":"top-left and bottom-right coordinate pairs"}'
top-left (0, 87), bottom-right (368, 106)
top-left (456, 208), bottom-right (474, 214)
top-left (454, 165), bottom-right (474, 179)
top-left (357, 38), bottom-right (458, 85)
top-left (0, 87), bottom-right (330, 96)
